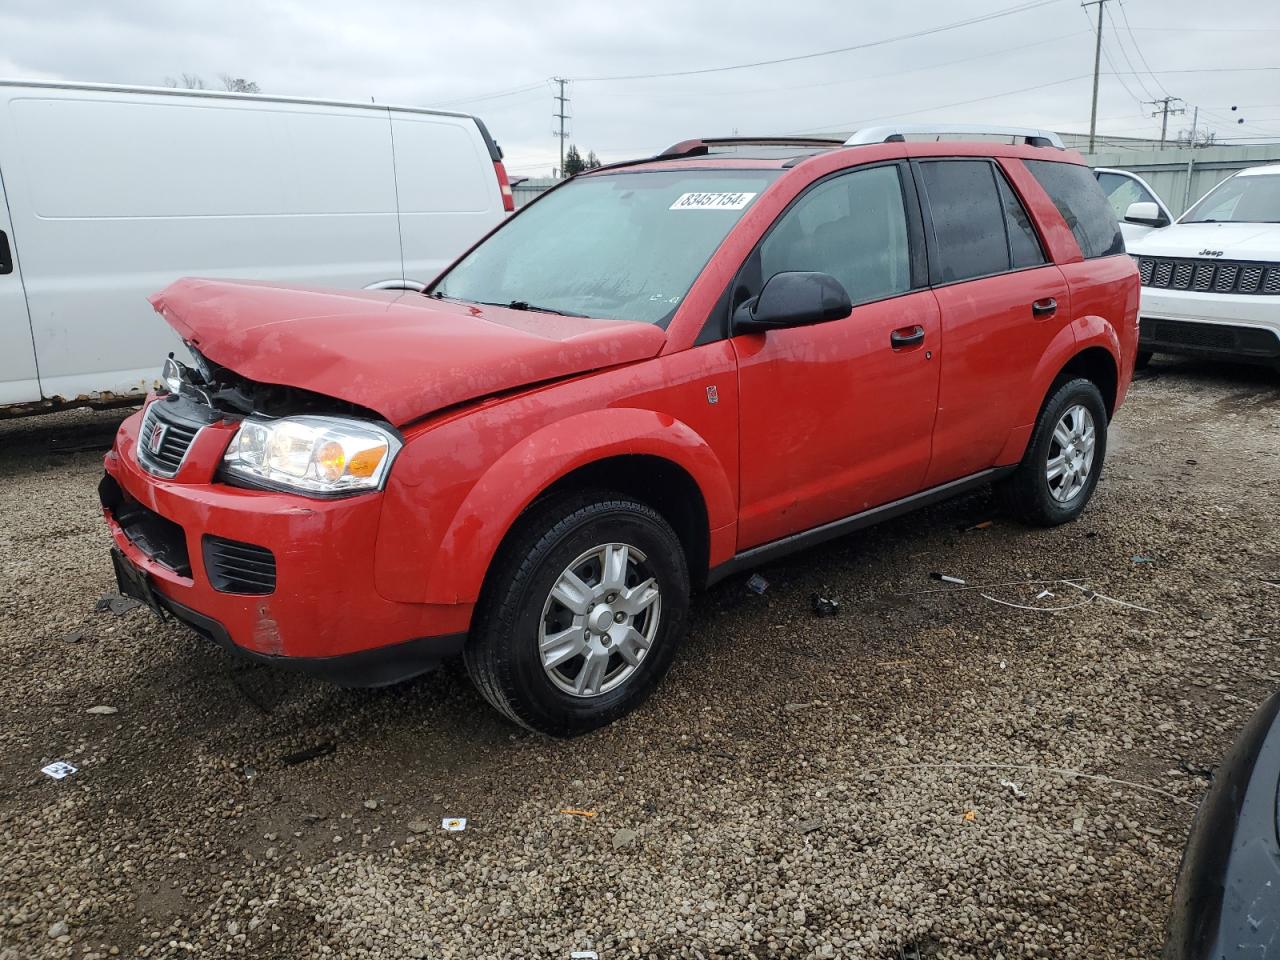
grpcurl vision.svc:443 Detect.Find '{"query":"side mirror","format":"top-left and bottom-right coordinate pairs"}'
top-left (733, 271), bottom-right (853, 334)
top-left (1124, 201), bottom-right (1169, 228)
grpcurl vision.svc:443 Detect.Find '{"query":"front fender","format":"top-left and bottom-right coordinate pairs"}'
top-left (418, 408), bottom-right (736, 605)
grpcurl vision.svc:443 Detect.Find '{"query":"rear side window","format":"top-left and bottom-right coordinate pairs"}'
top-left (1025, 159), bottom-right (1124, 259)
top-left (918, 160), bottom-right (1010, 283)
top-left (995, 172), bottom-right (1046, 269)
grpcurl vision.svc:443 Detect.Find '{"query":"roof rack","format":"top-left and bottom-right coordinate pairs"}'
top-left (657, 136), bottom-right (846, 158)
top-left (846, 124), bottom-right (1065, 149)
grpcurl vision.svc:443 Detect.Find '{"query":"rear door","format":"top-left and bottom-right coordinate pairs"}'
top-left (733, 162), bottom-right (942, 549)
top-left (915, 157), bottom-right (1072, 487)
top-left (0, 154), bottom-right (40, 406)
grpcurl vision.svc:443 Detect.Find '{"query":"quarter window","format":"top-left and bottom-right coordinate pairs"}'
top-left (996, 171), bottom-right (1047, 269)
top-left (757, 165), bottom-right (912, 306)
top-left (1026, 159), bottom-right (1125, 259)
top-left (919, 160), bottom-right (1011, 282)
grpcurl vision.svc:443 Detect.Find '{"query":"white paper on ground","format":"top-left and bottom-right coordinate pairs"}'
top-left (41, 761), bottom-right (77, 779)
top-left (441, 817), bottom-right (467, 831)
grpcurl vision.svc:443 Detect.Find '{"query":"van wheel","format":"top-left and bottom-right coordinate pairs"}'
top-left (465, 492), bottom-right (689, 736)
top-left (995, 378), bottom-right (1108, 527)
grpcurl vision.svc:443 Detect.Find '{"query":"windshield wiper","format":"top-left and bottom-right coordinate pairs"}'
top-left (481, 299), bottom-right (588, 318)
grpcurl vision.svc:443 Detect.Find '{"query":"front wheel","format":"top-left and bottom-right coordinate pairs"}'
top-left (995, 378), bottom-right (1108, 526)
top-left (465, 492), bottom-right (689, 736)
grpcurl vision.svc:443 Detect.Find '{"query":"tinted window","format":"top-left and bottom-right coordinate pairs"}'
top-left (1096, 171), bottom-right (1156, 220)
top-left (758, 165), bottom-right (911, 305)
top-left (1026, 159), bottom-right (1124, 259)
top-left (996, 171), bottom-right (1046, 268)
top-left (919, 160), bottom-right (1009, 282)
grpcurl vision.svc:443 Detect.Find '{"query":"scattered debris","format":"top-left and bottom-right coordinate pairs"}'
top-left (1035, 589), bottom-right (1055, 600)
top-left (784, 701), bottom-right (821, 713)
top-left (279, 742), bottom-right (335, 766)
top-left (792, 818), bottom-right (822, 834)
top-left (810, 594), bottom-right (840, 617)
top-left (1179, 759), bottom-right (1214, 780)
top-left (41, 761), bottom-right (77, 780)
top-left (242, 765), bottom-right (257, 780)
top-left (1185, 459), bottom-right (1197, 465)
top-left (930, 573), bottom-right (966, 585)
top-left (962, 810), bottom-right (977, 822)
top-left (441, 817), bottom-right (467, 831)
top-left (961, 520), bottom-right (994, 532)
top-left (745, 573), bottom-right (769, 595)
top-left (1000, 779), bottom-right (1027, 799)
top-left (301, 812), bottom-right (326, 823)
top-left (571, 952), bottom-right (600, 960)
top-left (94, 594), bottom-right (142, 617)
top-left (407, 821), bottom-right (430, 834)
top-left (1261, 579), bottom-right (1279, 590)
top-left (85, 705), bottom-right (118, 715)
top-left (559, 808), bottom-right (597, 819)
top-left (1132, 555), bottom-right (1157, 564)
top-left (363, 799), bottom-right (378, 810)
top-left (612, 827), bottom-right (638, 850)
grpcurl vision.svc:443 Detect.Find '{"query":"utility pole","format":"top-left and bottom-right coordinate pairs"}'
top-left (1146, 96), bottom-right (1185, 148)
top-left (552, 77), bottom-right (570, 178)
top-left (1187, 105), bottom-right (1199, 147)
top-left (1082, 0), bottom-right (1109, 154)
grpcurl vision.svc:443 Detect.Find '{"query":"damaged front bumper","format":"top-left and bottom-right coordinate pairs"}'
top-left (100, 403), bottom-right (470, 686)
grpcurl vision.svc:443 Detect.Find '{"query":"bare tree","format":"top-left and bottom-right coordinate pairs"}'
top-left (1175, 128), bottom-right (1217, 149)
top-left (163, 73), bottom-right (207, 90)
top-left (218, 74), bottom-right (261, 94)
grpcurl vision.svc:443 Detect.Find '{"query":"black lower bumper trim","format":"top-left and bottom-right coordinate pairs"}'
top-left (155, 593), bottom-right (465, 688)
top-left (1139, 316), bottom-right (1280, 366)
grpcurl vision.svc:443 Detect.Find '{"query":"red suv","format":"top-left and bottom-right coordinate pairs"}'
top-left (101, 126), bottom-right (1139, 735)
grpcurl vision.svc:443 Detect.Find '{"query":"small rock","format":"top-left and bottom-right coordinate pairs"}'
top-left (86, 705), bottom-right (118, 715)
top-left (407, 821), bottom-right (430, 834)
top-left (612, 828), bottom-right (638, 850)
top-left (363, 799), bottom-right (378, 810)
top-left (48, 921), bottom-right (68, 939)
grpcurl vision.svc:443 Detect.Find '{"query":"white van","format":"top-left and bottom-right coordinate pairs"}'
top-left (0, 80), bottom-right (513, 416)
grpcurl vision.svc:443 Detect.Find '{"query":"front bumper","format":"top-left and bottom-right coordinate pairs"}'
top-left (1138, 288), bottom-right (1280, 365)
top-left (101, 402), bottom-right (471, 685)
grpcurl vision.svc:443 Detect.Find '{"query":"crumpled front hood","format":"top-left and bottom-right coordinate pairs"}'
top-left (1128, 221), bottom-right (1280, 260)
top-left (149, 279), bottom-right (667, 425)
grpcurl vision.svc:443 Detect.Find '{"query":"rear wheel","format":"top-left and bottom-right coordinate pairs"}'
top-left (996, 378), bottom-right (1108, 526)
top-left (465, 492), bottom-right (689, 736)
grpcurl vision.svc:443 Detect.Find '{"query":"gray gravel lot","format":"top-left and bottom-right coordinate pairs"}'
top-left (1, 358), bottom-right (1278, 959)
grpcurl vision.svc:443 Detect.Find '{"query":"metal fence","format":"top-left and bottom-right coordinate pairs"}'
top-left (511, 177), bottom-right (558, 208)
top-left (1083, 144), bottom-right (1280, 216)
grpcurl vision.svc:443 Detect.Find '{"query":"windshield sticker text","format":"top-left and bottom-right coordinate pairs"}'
top-left (670, 192), bottom-right (757, 211)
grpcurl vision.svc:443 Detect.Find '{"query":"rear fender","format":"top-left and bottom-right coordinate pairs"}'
top-left (420, 408), bottom-right (735, 605)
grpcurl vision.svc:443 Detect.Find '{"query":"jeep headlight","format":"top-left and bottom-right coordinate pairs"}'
top-left (223, 416), bottom-right (401, 496)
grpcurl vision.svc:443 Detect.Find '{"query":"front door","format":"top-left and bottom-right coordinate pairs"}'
top-left (733, 163), bottom-right (942, 550)
top-left (0, 159), bottom-right (40, 407)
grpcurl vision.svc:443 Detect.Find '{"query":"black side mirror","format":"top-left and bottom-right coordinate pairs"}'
top-left (733, 271), bottom-right (853, 334)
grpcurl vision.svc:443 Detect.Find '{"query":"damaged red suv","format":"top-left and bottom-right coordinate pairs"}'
top-left (102, 126), bottom-right (1138, 735)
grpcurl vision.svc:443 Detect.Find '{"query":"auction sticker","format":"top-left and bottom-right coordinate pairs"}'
top-left (670, 192), bottom-right (757, 210)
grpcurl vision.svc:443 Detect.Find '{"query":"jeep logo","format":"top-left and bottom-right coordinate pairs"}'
top-left (1198, 248), bottom-right (1224, 257)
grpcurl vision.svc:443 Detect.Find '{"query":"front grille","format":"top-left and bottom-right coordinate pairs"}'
top-left (202, 536), bottom-right (277, 595)
top-left (1140, 317), bottom-right (1280, 359)
top-left (98, 474), bottom-right (191, 575)
top-left (1136, 256), bottom-right (1280, 296)
top-left (136, 400), bottom-right (204, 477)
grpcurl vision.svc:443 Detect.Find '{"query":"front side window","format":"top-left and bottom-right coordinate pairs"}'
top-left (919, 160), bottom-right (1011, 282)
top-left (756, 165), bottom-right (911, 305)
top-left (432, 169), bottom-right (781, 325)
top-left (1095, 171), bottom-right (1157, 220)
top-left (1182, 171), bottom-right (1280, 224)
top-left (1025, 159), bottom-right (1124, 259)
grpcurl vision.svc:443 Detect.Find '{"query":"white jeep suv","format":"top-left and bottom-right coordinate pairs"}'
top-left (1127, 163), bottom-right (1280, 370)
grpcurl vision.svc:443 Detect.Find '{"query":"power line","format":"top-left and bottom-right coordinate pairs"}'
top-left (1082, 0), bottom-right (1110, 152)
top-left (1145, 96), bottom-right (1185, 147)
top-left (1103, 5), bottom-right (1157, 101)
top-left (431, 81), bottom-right (547, 108)
top-left (571, 0), bottom-right (1063, 82)
top-left (1115, 1), bottom-right (1174, 98)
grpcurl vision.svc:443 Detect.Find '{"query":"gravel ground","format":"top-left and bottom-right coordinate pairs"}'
top-left (1, 357), bottom-right (1278, 960)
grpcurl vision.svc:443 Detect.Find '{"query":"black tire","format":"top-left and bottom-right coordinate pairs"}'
top-left (995, 377), bottom-right (1108, 527)
top-left (464, 491), bottom-right (690, 737)
top-left (1135, 350), bottom-right (1153, 370)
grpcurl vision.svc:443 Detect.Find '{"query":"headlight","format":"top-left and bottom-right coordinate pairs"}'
top-left (222, 416), bottom-right (401, 496)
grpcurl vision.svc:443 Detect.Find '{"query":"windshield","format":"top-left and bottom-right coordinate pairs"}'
top-left (432, 169), bottom-right (781, 324)
top-left (1182, 170), bottom-right (1280, 223)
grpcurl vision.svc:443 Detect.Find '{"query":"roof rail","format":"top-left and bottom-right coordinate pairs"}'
top-left (658, 136), bottom-right (846, 158)
top-left (846, 124), bottom-right (1065, 149)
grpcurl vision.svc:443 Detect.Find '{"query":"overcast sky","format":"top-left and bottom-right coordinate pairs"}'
top-left (3, 0), bottom-right (1279, 176)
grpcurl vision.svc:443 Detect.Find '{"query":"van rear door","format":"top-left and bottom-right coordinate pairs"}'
top-left (0, 159), bottom-right (40, 407)
top-left (391, 114), bottom-right (505, 288)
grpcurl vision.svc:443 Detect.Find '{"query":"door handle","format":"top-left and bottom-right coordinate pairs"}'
top-left (890, 325), bottom-right (926, 349)
top-left (1032, 297), bottom-right (1057, 318)
top-left (0, 230), bottom-right (12, 275)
